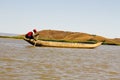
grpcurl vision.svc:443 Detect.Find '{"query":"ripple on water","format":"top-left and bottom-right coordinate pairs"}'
top-left (0, 38), bottom-right (120, 80)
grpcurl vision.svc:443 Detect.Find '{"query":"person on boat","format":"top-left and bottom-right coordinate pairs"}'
top-left (25, 29), bottom-right (37, 40)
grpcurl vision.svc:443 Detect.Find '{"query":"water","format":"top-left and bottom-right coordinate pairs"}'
top-left (0, 38), bottom-right (120, 80)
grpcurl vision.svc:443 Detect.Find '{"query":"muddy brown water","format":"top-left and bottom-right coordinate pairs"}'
top-left (0, 38), bottom-right (120, 80)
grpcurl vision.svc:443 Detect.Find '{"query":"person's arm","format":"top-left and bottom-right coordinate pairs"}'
top-left (33, 32), bottom-right (39, 41)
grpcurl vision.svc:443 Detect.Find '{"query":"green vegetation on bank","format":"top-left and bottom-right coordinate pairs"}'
top-left (0, 29), bottom-right (120, 46)
top-left (0, 35), bottom-right (120, 45)
top-left (39, 38), bottom-right (97, 44)
top-left (0, 35), bottom-right (24, 39)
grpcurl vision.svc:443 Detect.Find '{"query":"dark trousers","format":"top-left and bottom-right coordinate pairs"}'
top-left (25, 35), bottom-right (34, 39)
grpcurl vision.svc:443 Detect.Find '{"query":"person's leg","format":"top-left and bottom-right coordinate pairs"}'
top-left (30, 36), bottom-right (34, 39)
top-left (25, 35), bottom-right (30, 39)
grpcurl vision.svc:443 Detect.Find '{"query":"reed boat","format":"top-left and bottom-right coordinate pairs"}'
top-left (24, 38), bottom-right (102, 49)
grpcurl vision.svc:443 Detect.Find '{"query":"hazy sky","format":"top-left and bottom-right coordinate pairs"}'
top-left (0, 0), bottom-right (120, 38)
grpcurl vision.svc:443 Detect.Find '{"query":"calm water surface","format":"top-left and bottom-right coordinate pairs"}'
top-left (0, 38), bottom-right (120, 80)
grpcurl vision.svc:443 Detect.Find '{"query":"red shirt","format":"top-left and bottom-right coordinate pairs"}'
top-left (27, 31), bottom-right (33, 36)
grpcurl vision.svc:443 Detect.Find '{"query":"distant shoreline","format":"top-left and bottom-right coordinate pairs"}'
top-left (0, 35), bottom-right (120, 46)
top-left (0, 29), bottom-right (120, 46)
top-left (0, 35), bottom-right (24, 39)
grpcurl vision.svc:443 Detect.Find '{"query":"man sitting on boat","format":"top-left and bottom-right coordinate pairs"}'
top-left (25, 29), bottom-right (37, 40)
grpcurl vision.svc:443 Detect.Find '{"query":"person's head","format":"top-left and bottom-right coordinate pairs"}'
top-left (33, 29), bottom-right (37, 33)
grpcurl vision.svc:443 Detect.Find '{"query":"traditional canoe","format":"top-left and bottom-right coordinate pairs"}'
top-left (24, 38), bottom-right (102, 49)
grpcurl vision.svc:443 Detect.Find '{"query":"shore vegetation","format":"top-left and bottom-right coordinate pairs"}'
top-left (0, 30), bottom-right (120, 45)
